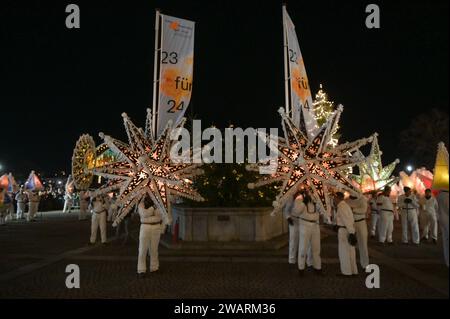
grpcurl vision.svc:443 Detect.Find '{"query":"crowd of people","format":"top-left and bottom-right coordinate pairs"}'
top-left (0, 186), bottom-right (43, 224)
top-left (0, 183), bottom-right (164, 278)
top-left (283, 186), bottom-right (449, 277)
top-left (1, 180), bottom-right (449, 278)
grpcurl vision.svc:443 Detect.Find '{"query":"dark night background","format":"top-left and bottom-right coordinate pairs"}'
top-left (0, 0), bottom-right (448, 180)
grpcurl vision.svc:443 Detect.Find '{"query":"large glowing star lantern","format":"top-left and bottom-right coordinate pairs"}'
top-left (432, 142), bottom-right (449, 191)
top-left (392, 167), bottom-right (434, 199)
top-left (351, 133), bottom-right (400, 193)
top-left (72, 108), bottom-right (204, 226)
top-left (24, 170), bottom-right (44, 191)
top-left (247, 105), bottom-right (374, 215)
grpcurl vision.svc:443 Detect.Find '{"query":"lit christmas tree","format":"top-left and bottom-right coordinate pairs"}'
top-left (313, 84), bottom-right (340, 146)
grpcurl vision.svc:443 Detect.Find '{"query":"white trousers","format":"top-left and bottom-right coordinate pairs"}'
top-left (63, 200), bottom-right (73, 213)
top-left (79, 203), bottom-right (88, 220)
top-left (338, 228), bottom-right (358, 275)
top-left (16, 203), bottom-right (26, 219)
top-left (298, 221), bottom-right (321, 270)
top-left (354, 219), bottom-right (370, 268)
top-left (288, 220), bottom-right (300, 264)
top-left (421, 212), bottom-right (438, 240)
top-left (27, 202), bottom-right (39, 221)
top-left (137, 224), bottom-right (161, 273)
top-left (370, 213), bottom-right (380, 237)
top-left (379, 211), bottom-right (394, 243)
top-left (401, 210), bottom-right (420, 244)
top-left (90, 212), bottom-right (107, 244)
top-left (439, 212), bottom-right (449, 267)
top-left (5, 204), bottom-right (15, 221)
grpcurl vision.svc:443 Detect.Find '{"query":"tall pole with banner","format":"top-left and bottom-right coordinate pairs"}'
top-left (282, 5), bottom-right (318, 139)
top-left (156, 14), bottom-right (195, 137)
top-left (282, 3), bottom-right (291, 118)
top-left (152, 9), bottom-right (161, 137)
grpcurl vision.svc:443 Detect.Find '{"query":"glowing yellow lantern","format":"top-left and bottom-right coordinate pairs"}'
top-left (432, 142), bottom-right (449, 191)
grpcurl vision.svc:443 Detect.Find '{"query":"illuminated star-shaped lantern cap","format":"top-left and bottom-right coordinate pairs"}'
top-left (24, 170), bottom-right (44, 191)
top-left (247, 105), bottom-right (373, 215)
top-left (76, 108), bottom-right (204, 226)
top-left (0, 173), bottom-right (18, 193)
top-left (352, 133), bottom-right (400, 193)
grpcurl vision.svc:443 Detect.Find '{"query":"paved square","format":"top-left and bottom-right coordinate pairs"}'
top-left (0, 211), bottom-right (448, 298)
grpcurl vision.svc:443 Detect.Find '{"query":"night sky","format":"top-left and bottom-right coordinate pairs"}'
top-left (1, 0), bottom-right (448, 180)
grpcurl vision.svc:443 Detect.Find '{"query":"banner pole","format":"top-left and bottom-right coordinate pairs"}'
top-left (282, 3), bottom-right (290, 117)
top-left (152, 9), bottom-right (161, 137)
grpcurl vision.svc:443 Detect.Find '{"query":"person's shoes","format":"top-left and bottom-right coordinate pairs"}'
top-left (413, 243), bottom-right (420, 247)
top-left (87, 242), bottom-right (95, 246)
top-left (313, 268), bottom-right (323, 276)
top-left (137, 272), bottom-right (146, 278)
top-left (298, 269), bottom-right (305, 277)
top-left (370, 234), bottom-right (375, 239)
top-left (432, 239), bottom-right (437, 244)
top-left (387, 241), bottom-right (394, 246)
top-left (150, 269), bottom-right (159, 274)
top-left (422, 237), bottom-right (428, 242)
top-left (0, 224), bottom-right (6, 227)
top-left (402, 242), bottom-right (409, 245)
top-left (101, 242), bottom-right (108, 246)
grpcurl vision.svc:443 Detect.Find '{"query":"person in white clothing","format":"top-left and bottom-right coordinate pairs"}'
top-left (398, 187), bottom-right (421, 245)
top-left (15, 187), bottom-right (27, 220)
top-left (89, 194), bottom-right (108, 245)
top-left (346, 194), bottom-right (370, 269)
top-left (3, 192), bottom-right (15, 222)
top-left (295, 192), bottom-right (322, 275)
top-left (437, 190), bottom-right (449, 267)
top-left (26, 190), bottom-right (40, 222)
top-left (79, 190), bottom-right (90, 221)
top-left (368, 191), bottom-right (380, 238)
top-left (108, 195), bottom-right (119, 222)
top-left (137, 196), bottom-right (163, 277)
top-left (0, 187), bottom-right (7, 226)
top-left (420, 189), bottom-right (439, 243)
top-left (283, 192), bottom-right (302, 265)
top-left (63, 193), bottom-right (73, 213)
top-left (377, 186), bottom-right (397, 245)
top-left (334, 192), bottom-right (358, 276)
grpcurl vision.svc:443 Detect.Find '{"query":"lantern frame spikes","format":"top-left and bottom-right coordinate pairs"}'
top-left (351, 133), bottom-right (400, 194)
top-left (247, 105), bottom-right (373, 215)
top-left (72, 109), bottom-right (204, 225)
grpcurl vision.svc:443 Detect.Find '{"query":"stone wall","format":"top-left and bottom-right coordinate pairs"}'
top-left (172, 206), bottom-right (288, 242)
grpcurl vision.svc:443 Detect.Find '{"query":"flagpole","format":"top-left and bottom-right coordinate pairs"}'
top-left (152, 9), bottom-right (161, 137)
top-left (282, 3), bottom-right (290, 117)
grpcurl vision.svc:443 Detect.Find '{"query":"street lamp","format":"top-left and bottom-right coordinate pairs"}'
top-left (406, 165), bottom-right (414, 173)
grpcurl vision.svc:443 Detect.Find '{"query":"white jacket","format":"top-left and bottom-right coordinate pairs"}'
top-left (420, 196), bottom-right (439, 216)
top-left (138, 202), bottom-right (162, 224)
top-left (398, 194), bottom-right (419, 213)
top-left (346, 196), bottom-right (368, 217)
top-left (295, 201), bottom-right (319, 222)
top-left (376, 195), bottom-right (395, 213)
top-left (336, 201), bottom-right (355, 233)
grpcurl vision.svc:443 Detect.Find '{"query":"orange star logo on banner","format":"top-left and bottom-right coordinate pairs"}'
top-left (170, 21), bottom-right (179, 31)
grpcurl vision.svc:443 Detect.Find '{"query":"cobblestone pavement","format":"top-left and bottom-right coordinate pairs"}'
top-left (0, 211), bottom-right (448, 298)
